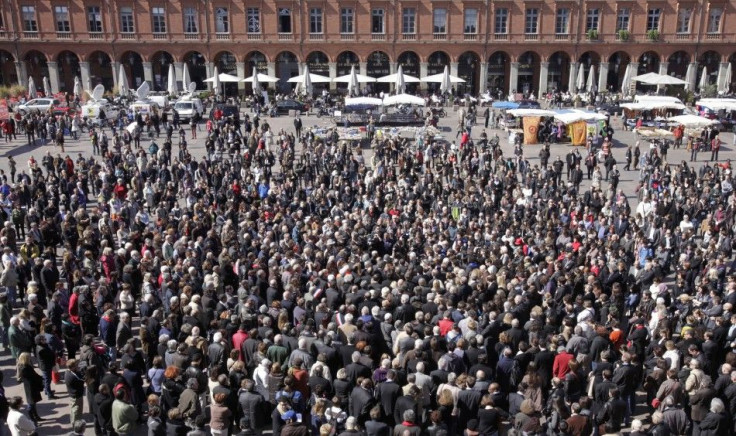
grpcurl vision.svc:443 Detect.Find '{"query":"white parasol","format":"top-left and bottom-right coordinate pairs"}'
top-left (167, 64), bottom-right (177, 95)
top-left (182, 63), bottom-right (191, 92)
top-left (347, 65), bottom-right (359, 96)
top-left (586, 66), bottom-right (596, 93)
top-left (27, 76), bottom-right (36, 98)
top-left (720, 63), bottom-right (732, 94)
top-left (74, 76), bottom-right (83, 98)
top-left (621, 64), bottom-right (632, 95)
top-left (576, 64), bottom-right (585, 91)
top-left (699, 67), bottom-right (709, 93)
top-left (251, 67), bottom-right (260, 95)
top-left (383, 93), bottom-right (425, 106)
top-left (684, 65), bottom-right (696, 92)
top-left (395, 65), bottom-right (406, 94)
top-left (43, 77), bottom-right (52, 96)
top-left (118, 64), bottom-right (129, 97)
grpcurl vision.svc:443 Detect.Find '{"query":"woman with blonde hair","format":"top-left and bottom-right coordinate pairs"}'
top-left (16, 351), bottom-right (43, 422)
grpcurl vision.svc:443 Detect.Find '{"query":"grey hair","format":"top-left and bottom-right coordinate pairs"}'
top-left (403, 409), bottom-right (415, 422)
top-left (167, 339), bottom-right (178, 351)
top-left (710, 398), bottom-right (725, 414)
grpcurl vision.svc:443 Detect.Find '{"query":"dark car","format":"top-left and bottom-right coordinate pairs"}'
top-left (209, 104), bottom-right (240, 122)
top-left (596, 102), bottom-right (624, 116)
top-left (517, 100), bottom-right (541, 109)
top-left (275, 99), bottom-right (308, 114)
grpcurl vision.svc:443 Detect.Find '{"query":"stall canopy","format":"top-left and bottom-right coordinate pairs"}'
top-left (492, 101), bottom-right (519, 109)
top-left (634, 73), bottom-right (687, 86)
top-left (553, 109), bottom-right (607, 124)
top-left (382, 94), bottom-right (425, 106)
top-left (667, 114), bottom-right (719, 128)
top-left (695, 98), bottom-right (736, 111)
top-left (506, 109), bottom-right (556, 117)
top-left (345, 97), bottom-right (383, 106)
top-left (621, 96), bottom-right (686, 111)
top-left (333, 66), bottom-right (377, 83)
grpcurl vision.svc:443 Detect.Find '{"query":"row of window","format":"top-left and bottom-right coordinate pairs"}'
top-left (15, 5), bottom-right (724, 36)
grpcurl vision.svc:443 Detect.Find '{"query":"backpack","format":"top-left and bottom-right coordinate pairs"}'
top-left (149, 142), bottom-right (159, 155)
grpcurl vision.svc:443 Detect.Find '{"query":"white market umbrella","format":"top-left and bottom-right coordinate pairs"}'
top-left (242, 72), bottom-right (279, 83)
top-left (181, 63), bottom-right (191, 92)
top-left (250, 67), bottom-right (260, 95)
top-left (118, 64), bottom-right (129, 97)
top-left (720, 63), bottom-right (732, 94)
top-left (377, 70), bottom-right (421, 88)
top-left (345, 97), bottom-right (383, 106)
top-left (668, 114), bottom-right (719, 128)
top-left (211, 66), bottom-right (221, 94)
top-left (299, 65), bottom-right (312, 95)
top-left (685, 65), bottom-right (696, 92)
top-left (347, 66), bottom-right (359, 96)
top-left (576, 64), bottom-right (585, 91)
top-left (27, 76), bottom-right (36, 98)
top-left (699, 68), bottom-right (709, 93)
top-left (395, 65), bottom-right (406, 94)
top-left (43, 77), bottom-right (52, 96)
top-left (421, 66), bottom-right (465, 95)
top-left (286, 68), bottom-right (331, 96)
top-left (333, 68), bottom-right (377, 83)
top-left (204, 72), bottom-right (242, 84)
top-left (383, 93), bottom-right (425, 106)
top-left (621, 64), bottom-right (632, 95)
top-left (635, 73), bottom-right (687, 86)
top-left (74, 76), bottom-right (83, 98)
top-left (167, 64), bottom-right (177, 95)
top-left (633, 72), bottom-right (662, 83)
top-left (586, 66), bottom-right (596, 93)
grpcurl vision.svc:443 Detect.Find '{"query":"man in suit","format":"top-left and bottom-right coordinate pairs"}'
top-left (393, 385), bottom-right (420, 428)
top-left (566, 402), bottom-right (593, 436)
top-left (238, 379), bottom-right (266, 434)
top-left (364, 406), bottom-right (390, 436)
top-left (457, 376), bottom-right (483, 430)
top-left (349, 378), bottom-right (376, 426)
top-left (533, 342), bottom-right (555, 389)
top-left (345, 351), bottom-right (371, 386)
top-left (375, 370), bottom-right (401, 425)
top-left (593, 369), bottom-right (617, 414)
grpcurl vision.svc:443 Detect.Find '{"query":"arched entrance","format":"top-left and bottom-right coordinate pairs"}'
top-left (56, 51), bottom-right (80, 94)
top-left (517, 51), bottom-right (540, 97)
top-left (245, 51), bottom-right (268, 93)
top-left (335, 51), bottom-right (359, 93)
top-left (306, 51), bottom-right (330, 93)
top-left (276, 51), bottom-right (299, 93)
top-left (214, 51), bottom-right (238, 95)
top-left (457, 52), bottom-right (480, 95)
top-left (120, 51), bottom-right (145, 89)
top-left (24, 51), bottom-right (48, 96)
top-left (427, 51), bottom-right (450, 76)
top-left (637, 51), bottom-right (660, 92)
top-left (667, 51), bottom-right (690, 80)
top-left (88, 51), bottom-right (114, 91)
top-left (487, 52), bottom-right (510, 98)
top-left (367, 51), bottom-right (391, 94)
top-left (0, 51), bottom-right (17, 87)
top-left (183, 52), bottom-right (207, 91)
top-left (607, 52), bottom-right (631, 93)
top-left (548, 52), bottom-right (571, 92)
top-left (699, 51), bottom-right (721, 94)
top-left (578, 52), bottom-right (600, 93)
top-left (151, 51), bottom-right (174, 92)
top-left (397, 51), bottom-right (420, 94)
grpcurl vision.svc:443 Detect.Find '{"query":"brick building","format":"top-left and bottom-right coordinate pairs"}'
top-left (0, 0), bottom-right (734, 98)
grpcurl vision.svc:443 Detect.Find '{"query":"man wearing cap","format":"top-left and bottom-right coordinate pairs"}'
top-left (280, 410), bottom-right (308, 436)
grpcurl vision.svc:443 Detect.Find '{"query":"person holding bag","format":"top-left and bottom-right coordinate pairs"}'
top-left (15, 353), bottom-right (42, 423)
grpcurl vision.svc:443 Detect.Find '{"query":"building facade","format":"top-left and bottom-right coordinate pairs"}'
top-left (0, 0), bottom-right (734, 97)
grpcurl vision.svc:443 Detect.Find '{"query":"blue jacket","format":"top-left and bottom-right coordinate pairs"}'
top-left (99, 315), bottom-right (117, 347)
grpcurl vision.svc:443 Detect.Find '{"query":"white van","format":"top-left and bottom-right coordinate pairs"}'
top-left (129, 101), bottom-right (161, 116)
top-left (173, 98), bottom-right (204, 122)
top-left (81, 101), bottom-right (112, 125)
top-left (147, 93), bottom-right (170, 110)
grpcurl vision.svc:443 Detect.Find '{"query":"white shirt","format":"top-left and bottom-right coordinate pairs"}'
top-left (8, 409), bottom-right (36, 436)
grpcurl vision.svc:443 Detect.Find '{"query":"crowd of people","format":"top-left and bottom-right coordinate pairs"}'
top-left (0, 89), bottom-right (734, 436)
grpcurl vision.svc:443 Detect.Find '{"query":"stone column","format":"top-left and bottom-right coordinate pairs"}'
top-left (142, 62), bottom-right (153, 87)
top-left (112, 61), bottom-right (120, 90)
top-left (236, 61), bottom-right (246, 93)
top-left (15, 62), bottom-right (25, 87)
top-left (479, 62), bottom-right (488, 94)
top-left (509, 62), bottom-right (519, 96)
top-left (686, 62), bottom-right (698, 92)
top-left (717, 61), bottom-right (730, 93)
top-left (328, 62), bottom-right (337, 91)
top-left (359, 62), bottom-right (367, 77)
top-left (79, 61), bottom-right (92, 92)
top-left (47, 61), bottom-right (60, 94)
top-left (266, 62), bottom-right (276, 89)
top-left (657, 62), bottom-right (669, 93)
top-left (420, 62), bottom-right (428, 91)
top-left (598, 62), bottom-right (609, 93)
top-left (206, 62), bottom-right (214, 90)
top-left (568, 62), bottom-right (578, 93)
top-left (174, 62), bottom-right (184, 92)
top-left (450, 62), bottom-right (459, 79)
top-left (538, 62), bottom-right (549, 99)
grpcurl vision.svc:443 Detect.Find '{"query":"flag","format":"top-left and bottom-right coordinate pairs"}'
top-left (570, 121), bottom-right (588, 146)
top-left (523, 117), bottom-right (541, 145)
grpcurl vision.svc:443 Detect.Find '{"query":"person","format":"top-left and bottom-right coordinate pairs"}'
top-left (15, 352), bottom-right (42, 422)
top-left (64, 359), bottom-right (86, 425)
top-left (70, 419), bottom-right (87, 436)
top-left (596, 388), bottom-right (627, 435)
top-left (148, 405), bottom-right (165, 436)
top-left (7, 396), bottom-right (36, 436)
top-left (34, 334), bottom-right (56, 399)
top-left (210, 392), bottom-right (232, 436)
top-left (112, 388), bottom-right (138, 436)
top-left (280, 410), bottom-right (309, 436)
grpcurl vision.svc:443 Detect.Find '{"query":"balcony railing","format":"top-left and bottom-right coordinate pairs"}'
top-left (371, 34), bottom-right (386, 41)
top-left (433, 33), bottom-right (447, 40)
top-left (402, 34), bottom-right (416, 41)
top-left (89, 32), bottom-right (104, 40)
top-left (525, 34), bottom-right (538, 41)
top-left (464, 34), bottom-right (477, 41)
top-left (340, 33), bottom-right (354, 41)
top-left (185, 33), bottom-right (199, 40)
top-left (676, 33), bottom-right (691, 40)
top-left (57, 32), bottom-right (72, 39)
top-left (278, 33), bottom-right (292, 40)
top-left (152, 33), bottom-right (168, 40)
top-left (706, 33), bottom-right (722, 40)
top-left (494, 33), bottom-right (508, 40)
top-left (555, 34), bottom-right (569, 41)
top-left (216, 33), bottom-right (230, 40)
top-left (309, 34), bottom-right (324, 40)
top-left (23, 31), bottom-right (39, 39)
top-left (247, 33), bottom-right (261, 40)
top-left (120, 33), bottom-right (136, 40)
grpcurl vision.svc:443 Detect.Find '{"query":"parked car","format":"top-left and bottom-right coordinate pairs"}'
top-left (275, 99), bottom-right (308, 114)
top-left (173, 98), bottom-right (204, 122)
top-left (16, 98), bottom-right (61, 114)
top-left (596, 102), bottom-right (624, 116)
top-left (517, 100), bottom-right (541, 109)
top-left (147, 92), bottom-right (170, 109)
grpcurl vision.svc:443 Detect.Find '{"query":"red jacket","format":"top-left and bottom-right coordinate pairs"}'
top-left (553, 351), bottom-right (574, 379)
top-left (438, 318), bottom-right (454, 337)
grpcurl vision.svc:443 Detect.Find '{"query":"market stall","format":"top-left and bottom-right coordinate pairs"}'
top-left (505, 109), bottom-right (555, 144)
top-left (334, 97), bottom-right (383, 126)
top-left (379, 94), bottom-right (425, 126)
top-left (553, 109), bottom-right (608, 146)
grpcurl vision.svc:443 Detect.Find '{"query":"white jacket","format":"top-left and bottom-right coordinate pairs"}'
top-left (8, 409), bottom-right (36, 436)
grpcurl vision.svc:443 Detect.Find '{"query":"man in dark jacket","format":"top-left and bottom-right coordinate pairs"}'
top-left (238, 379), bottom-right (265, 433)
top-left (94, 384), bottom-right (114, 436)
top-left (280, 410), bottom-right (309, 436)
top-left (375, 369), bottom-right (401, 425)
top-left (349, 378), bottom-right (376, 426)
top-left (65, 359), bottom-right (86, 425)
top-left (364, 406), bottom-right (390, 436)
top-left (35, 334), bottom-right (56, 399)
top-left (596, 387), bottom-right (627, 434)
